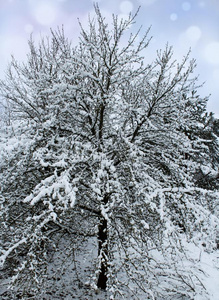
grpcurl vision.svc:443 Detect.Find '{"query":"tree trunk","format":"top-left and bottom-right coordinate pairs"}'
top-left (97, 194), bottom-right (109, 290)
top-left (97, 217), bottom-right (108, 289)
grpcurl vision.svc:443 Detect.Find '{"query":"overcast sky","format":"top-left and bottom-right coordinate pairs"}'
top-left (0, 0), bottom-right (218, 117)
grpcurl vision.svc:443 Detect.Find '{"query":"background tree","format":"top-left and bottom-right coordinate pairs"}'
top-left (0, 6), bottom-right (218, 299)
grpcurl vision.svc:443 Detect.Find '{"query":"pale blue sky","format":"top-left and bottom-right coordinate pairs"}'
top-left (0, 0), bottom-right (219, 116)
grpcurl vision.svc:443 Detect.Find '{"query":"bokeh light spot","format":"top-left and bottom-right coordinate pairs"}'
top-left (34, 3), bottom-right (57, 26)
top-left (170, 13), bottom-right (178, 21)
top-left (137, 0), bottom-right (157, 6)
top-left (204, 42), bottom-right (219, 64)
top-left (186, 26), bottom-right (202, 42)
top-left (120, 1), bottom-right (134, 14)
top-left (182, 2), bottom-right (191, 11)
top-left (178, 26), bottom-right (202, 51)
top-left (199, 1), bottom-right (206, 8)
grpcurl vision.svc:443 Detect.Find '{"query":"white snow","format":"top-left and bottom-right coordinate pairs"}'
top-left (182, 239), bottom-right (219, 300)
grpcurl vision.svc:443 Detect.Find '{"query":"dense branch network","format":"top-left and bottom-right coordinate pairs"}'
top-left (0, 5), bottom-right (218, 300)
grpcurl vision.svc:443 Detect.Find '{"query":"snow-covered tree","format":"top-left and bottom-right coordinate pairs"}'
top-left (0, 6), bottom-right (218, 299)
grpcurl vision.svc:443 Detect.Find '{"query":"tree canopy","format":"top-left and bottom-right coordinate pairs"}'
top-left (0, 6), bottom-right (218, 299)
